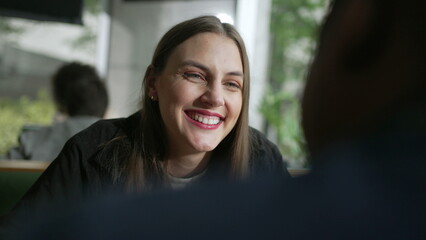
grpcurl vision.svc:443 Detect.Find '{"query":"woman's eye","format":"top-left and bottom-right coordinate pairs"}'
top-left (225, 81), bottom-right (242, 90)
top-left (182, 72), bottom-right (205, 81)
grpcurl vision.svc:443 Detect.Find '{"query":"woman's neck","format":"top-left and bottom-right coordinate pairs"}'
top-left (166, 151), bottom-right (212, 178)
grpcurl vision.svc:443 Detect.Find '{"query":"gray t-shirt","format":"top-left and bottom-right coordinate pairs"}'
top-left (167, 169), bottom-right (207, 190)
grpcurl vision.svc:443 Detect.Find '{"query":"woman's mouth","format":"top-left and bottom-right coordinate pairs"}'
top-left (190, 113), bottom-right (220, 125)
top-left (185, 110), bottom-right (224, 129)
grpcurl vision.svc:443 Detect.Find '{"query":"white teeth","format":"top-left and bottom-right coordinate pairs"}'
top-left (190, 113), bottom-right (221, 125)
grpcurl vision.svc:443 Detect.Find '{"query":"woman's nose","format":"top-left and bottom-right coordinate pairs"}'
top-left (200, 84), bottom-right (225, 107)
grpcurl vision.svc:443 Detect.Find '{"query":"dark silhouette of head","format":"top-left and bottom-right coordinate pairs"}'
top-left (302, 0), bottom-right (426, 155)
top-left (52, 62), bottom-right (108, 118)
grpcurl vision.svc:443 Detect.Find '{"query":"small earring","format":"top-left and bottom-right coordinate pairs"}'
top-left (150, 95), bottom-right (154, 100)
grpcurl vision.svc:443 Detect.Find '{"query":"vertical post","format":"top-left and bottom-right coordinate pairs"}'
top-left (235, 0), bottom-right (272, 130)
top-left (96, 0), bottom-right (112, 79)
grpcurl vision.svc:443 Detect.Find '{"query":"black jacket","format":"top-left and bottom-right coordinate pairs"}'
top-left (4, 112), bottom-right (290, 223)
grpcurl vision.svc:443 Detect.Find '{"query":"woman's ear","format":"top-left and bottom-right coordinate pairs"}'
top-left (146, 65), bottom-right (158, 100)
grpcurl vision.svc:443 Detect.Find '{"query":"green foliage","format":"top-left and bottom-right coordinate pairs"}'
top-left (260, 0), bottom-right (327, 167)
top-left (270, 0), bottom-right (326, 86)
top-left (0, 17), bottom-right (22, 34)
top-left (0, 17), bottom-right (24, 43)
top-left (260, 90), bottom-right (306, 167)
top-left (69, 27), bottom-right (97, 52)
top-left (0, 90), bottom-right (55, 155)
top-left (84, 0), bottom-right (102, 15)
top-left (69, 0), bottom-right (101, 53)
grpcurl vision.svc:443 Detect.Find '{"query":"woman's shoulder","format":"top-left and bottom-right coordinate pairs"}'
top-left (72, 117), bottom-right (125, 144)
top-left (63, 112), bottom-right (140, 157)
top-left (248, 127), bottom-right (291, 178)
top-left (74, 112), bottom-right (140, 142)
top-left (249, 127), bottom-right (278, 152)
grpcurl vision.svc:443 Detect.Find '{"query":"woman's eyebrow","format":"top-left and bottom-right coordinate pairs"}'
top-left (227, 71), bottom-right (243, 78)
top-left (179, 60), bottom-right (243, 79)
top-left (179, 60), bottom-right (209, 72)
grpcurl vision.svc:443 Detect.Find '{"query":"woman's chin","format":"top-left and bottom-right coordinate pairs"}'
top-left (191, 142), bottom-right (218, 153)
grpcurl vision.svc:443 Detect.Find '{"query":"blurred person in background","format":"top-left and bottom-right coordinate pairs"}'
top-left (4, 62), bottom-right (109, 161)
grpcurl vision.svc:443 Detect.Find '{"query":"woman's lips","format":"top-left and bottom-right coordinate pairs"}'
top-left (184, 110), bottom-right (224, 129)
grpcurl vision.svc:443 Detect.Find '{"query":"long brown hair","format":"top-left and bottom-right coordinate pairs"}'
top-left (105, 16), bottom-right (251, 192)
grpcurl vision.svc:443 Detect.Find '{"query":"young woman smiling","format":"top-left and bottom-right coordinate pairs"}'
top-left (6, 16), bottom-right (290, 220)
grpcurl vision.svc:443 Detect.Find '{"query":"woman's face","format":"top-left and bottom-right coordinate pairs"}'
top-left (152, 32), bottom-right (243, 155)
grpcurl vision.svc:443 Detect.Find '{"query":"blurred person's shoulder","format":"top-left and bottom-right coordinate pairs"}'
top-left (17, 125), bottom-right (50, 154)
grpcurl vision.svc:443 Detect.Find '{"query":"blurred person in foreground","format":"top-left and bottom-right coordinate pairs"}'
top-left (4, 0), bottom-right (426, 239)
top-left (4, 62), bottom-right (109, 161)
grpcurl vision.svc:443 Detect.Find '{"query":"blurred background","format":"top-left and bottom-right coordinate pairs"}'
top-left (0, 0), bottom-right (328, 168)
